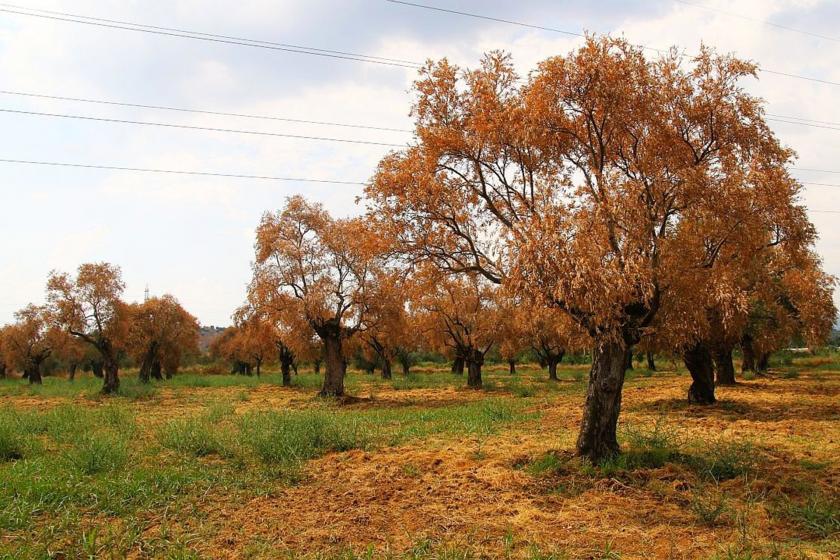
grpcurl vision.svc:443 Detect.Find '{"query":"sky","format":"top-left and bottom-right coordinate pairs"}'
top-left (0, 0), bottom-right (838, 327)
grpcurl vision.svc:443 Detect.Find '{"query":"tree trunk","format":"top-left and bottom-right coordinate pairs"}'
top-left (713, 344), bottom-right (736, 385)
top-left (625, 350), bottom-right (634, 371)
top-left (26, 364), bottom-right (42, 385)
top-left (255, 359), bottom-right (262, 377)
top-left (313, 358), bottom-right (321, 375)
top-left (684, 342), bottom-right (716, 405)
top-left (401, 360), bottom-right (410, 376)
top-left (646, 352), bottom-right (656, 371)
top-left (381, 358), bottom-right (392, 380)
top-left (68, 363), bottom-right (77, 381)
top-left (0, 361), bottom-right (7, 379)
top-left (741, 335), bottom-right (756, 373)
top-left (548, 359), bottom-right (559, 381)
top-left (757, 352), bottom-right (770, 373)
top-left (451, 355), bottom-right (464, 375)
top-left (151, 361), bottom-right (163, 380)
top-left (508, 359), bottom-right (516, 375)
top-left (101, 356), bottom-right (120, 395)
top-left (164, 365), bottom-right (176, 379)
top-left (279, 349), bottom-right (294, 387)
top-left (466, 349), bottom-right (483, 389)
top-left (576, 339), bottom-right (628, 463)
top-left (138, 343), bottom-right (157, 384)
top-left (91, 360), bottom-right (104, 378)
top-left (319, 330), bottom-right (346, 397)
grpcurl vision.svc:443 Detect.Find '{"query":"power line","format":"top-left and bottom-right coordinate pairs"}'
top-left (0, 5), bottom-right (421, 69)
top-left (673, 0), bottom-right (839, 43)
top-left (795, 168), bottom-right (840, 174)
top-left (766, 113), bottom-right (840, 127)
top-left (0, 158), bottom-right (368, 185)
top-left (767, 117), bottom-right (840, 132)
top-left (0, 107), bottom-right (406, 147)
top-left (0, 90), bottom-right (413, 133)
top-left (385, 0), bottom-right (840, 88)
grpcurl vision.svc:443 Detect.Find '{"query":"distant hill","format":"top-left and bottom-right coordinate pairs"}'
top-left (198, 326), bottom-right (227, 352)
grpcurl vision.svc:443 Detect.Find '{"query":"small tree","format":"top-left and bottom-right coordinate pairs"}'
top-left (4, 305), bottom-right (65, 384)
top-left (251, 196), bottom-right (382, 396)
top-left (47, 263), bottom-right (128, 394)
top-left (128, 295), bottom-right (200, 383)
top-left (411, 267), bottom-right (499, 388)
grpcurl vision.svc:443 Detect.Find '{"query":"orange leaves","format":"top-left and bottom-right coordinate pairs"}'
top-left (367, 36), bottom-right (828, 350)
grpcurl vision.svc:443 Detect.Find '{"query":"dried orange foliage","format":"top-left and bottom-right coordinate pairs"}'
top-left (46, 262), bottom-right (129, 394)
top-left (128, 295), bottom-right (199, 382)
top-left (366, 37), bottom-right (829, 461)
top-left (2, 304), bottom-right (66, 384)
top-left (411, 266), bottom-right (501, 388)
top-left (250, 196), bottom-right (384, 396)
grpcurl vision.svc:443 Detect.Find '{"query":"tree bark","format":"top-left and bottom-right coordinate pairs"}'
top-left (138, 343), bottom-right (157, 384)
top-left (546, 352), bottom-right (564, 381)
top-left (646, 352), bottom-right (656, 371)
top-left (381, 358), bottom-right (392, 380)
top-left (740, 335), bottom-right (756, 373)
top-left (576, 339), bottom-right (628, 462)
top-left (318, 325), bottom-right (346, 397)
top-left (466, 349), bottom-right (483, 389)
top-left (508, 359), bottom-right (516, 375)
top-left (91, 360), bottom-right (104, 378)
top-left (713, 344), bottom-right (736, 385)
top-left (625, 350), bottom-right (634, 371)
top-left (0, 361), bottom-right (6, 379)
top-left (68, 363), bottom-right (77, 381)
top-left (101, 356), bottom-right (120, 395)
top-left (757, 352), bottom-right (770, 373)
top-left (279, 345), bottom-right (294, 387)
top-left (451, 354), bottom-right (464, 375)
top-left (26, 363), bottom-right (42, 385)
top-left (255, 359), bottom-right (262, 377)
top-left (151, 361), bottom-right (163, 380)
top-left (313, 358), bottom-right (321, 375)
top-left (684, 342), bottom-right (716, 405)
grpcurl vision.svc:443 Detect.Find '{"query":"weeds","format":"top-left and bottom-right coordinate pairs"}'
top-left (66, 432), bottom-right (129, 475)
top-left (773, 494), bottom-right (840, 538)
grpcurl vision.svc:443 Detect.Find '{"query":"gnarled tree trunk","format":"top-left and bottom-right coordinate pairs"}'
top-left (102, 355), bottom-right (120, 395)
top-left (381, 358), bottom-right (392, 380)
top-left (278, 344), bottom-right (294, 387)
top-left (576, 339), bottom-right (628, 462)
top-left (713, 343), bottom-right (736, 385)
top-left (740, 335), bottom-right (756, 373)
top-left (138, 342), bottom-right (158, 384)
top-left (91, 360), bottom-right (104, 378)
top-left (26, 363), bottom-right (42, 385)
top-left (508, 359), bottom-right (516, 375)
top-left (684, 342), bottom-right (716, 405)
top-left (317, 322), bottom-right (346, 397)
top-left (466, 349), bottom-right (483, 389)
top-left (451, 354), bottom-right (464, 375)
top-left (546, 351), bottom-right (564, 381)
top-left (68, 363), bottom-right (77, 381)
top-left (151, 361), bottom-right (163, 380)
top-left (757, 352), bottom-right (770, 373)
top-left (646, 352), bottom-right (656, 371)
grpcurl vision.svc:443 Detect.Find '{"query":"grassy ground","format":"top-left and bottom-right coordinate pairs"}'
top-left (0, 357), bottom-right (837, 560)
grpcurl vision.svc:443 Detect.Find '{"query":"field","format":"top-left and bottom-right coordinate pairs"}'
top-left (0, 357), bottom-right (838, 560)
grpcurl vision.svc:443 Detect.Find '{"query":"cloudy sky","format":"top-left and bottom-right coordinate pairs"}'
top-left (0, 0), bottom-right (838, 326)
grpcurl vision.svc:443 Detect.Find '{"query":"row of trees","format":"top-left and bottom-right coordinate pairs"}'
top-left (232, 37), bottom-right (835, 462)
top-left (0, 263), bottom-right (200, 393)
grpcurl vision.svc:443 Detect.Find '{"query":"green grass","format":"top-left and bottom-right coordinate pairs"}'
top-left (0, 396), bottom-right (531, 558)
top-left (773, 493), bottom-right (840, 538)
